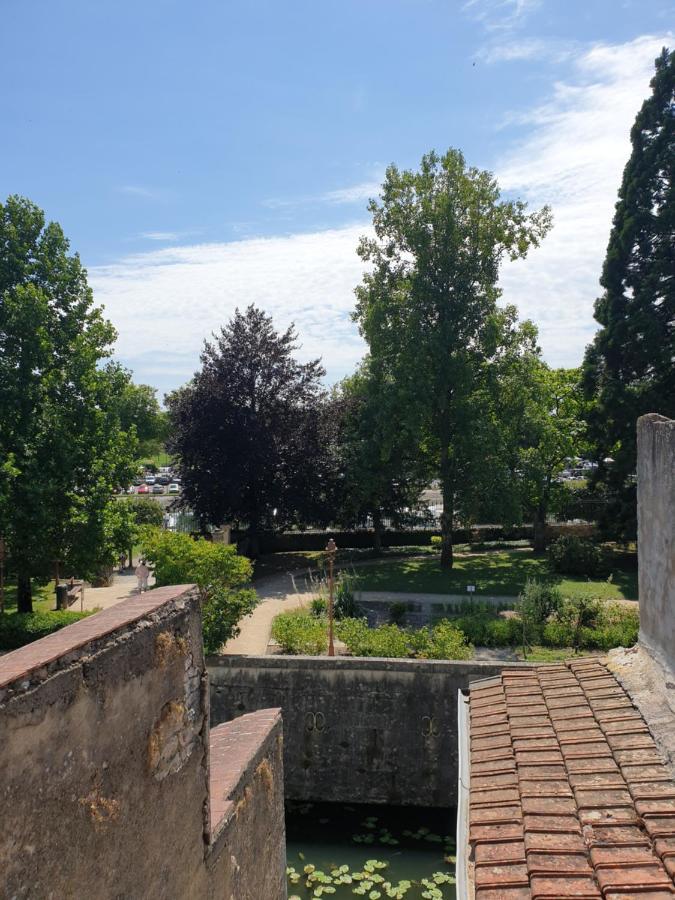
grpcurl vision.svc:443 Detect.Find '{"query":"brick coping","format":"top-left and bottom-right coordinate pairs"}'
top-left (0, 584), bottom-right (196, 690)
top-left (208, 709), bottom-right (282, 839)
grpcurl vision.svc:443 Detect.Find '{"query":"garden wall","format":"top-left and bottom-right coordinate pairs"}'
top-left (637, 414), bottom-right (675, 674)
top-left (232, 522), bottom-right (595, 553)
top-left (0, 586), bottom-right (287, 899)
top-left (208, 655), bottom-right (527, 808)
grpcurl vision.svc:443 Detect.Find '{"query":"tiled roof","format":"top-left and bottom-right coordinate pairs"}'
top-left (468, 659), bottom-right (675, 899)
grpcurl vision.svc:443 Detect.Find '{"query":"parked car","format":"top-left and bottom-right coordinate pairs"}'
top-left (157, 475), bottom-right (171, 486)
top-left (126, 486), bottom-right (136, 494)
top-left (152, 484), bottom-right (164, 494)
top-left (168, 483), bottom-right (180, 494)
top-left (145, 475), bottom-right (156, 485)
top-left (138, 485), bottom-right (150, 494)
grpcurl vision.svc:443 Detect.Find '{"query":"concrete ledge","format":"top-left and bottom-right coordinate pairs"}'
top-left (0, 584), bottom-right (196, 691)
top-left (208, 653), bottom-right (534, 674)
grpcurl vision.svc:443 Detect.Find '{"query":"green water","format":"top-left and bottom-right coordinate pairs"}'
top-left (285, 801), bottom-right (457, 899)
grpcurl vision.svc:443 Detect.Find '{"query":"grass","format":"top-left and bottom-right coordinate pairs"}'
top-left (515, 646), bottom-right (601, 662)
top-left (353, 550), bottom-right (638, 601)
top-left (138, 450), bottom-right (173, 468)
top-left (2, 580), bottom-right (57, 615)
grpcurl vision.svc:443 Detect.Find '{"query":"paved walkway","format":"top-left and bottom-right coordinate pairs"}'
top-left (221, 570), bottom-right (318, 655)
top-left (76, 571), bottom-right (156, 612)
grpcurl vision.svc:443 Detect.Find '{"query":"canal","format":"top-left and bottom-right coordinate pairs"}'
top-left (285, 801), bottom-right (457, 899)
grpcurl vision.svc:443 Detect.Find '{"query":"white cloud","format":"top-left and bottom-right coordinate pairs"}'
top-left (90, 226), bottom-right (371, 395)
top-left (494, 33), bottom-right (672, 367)
top-left (463, 0), bottom-right (541, 31)
top-left (478, 37), bottom-right (576, 64)
top-left (140, 231), bottom-right (180, 241)
top-left (321, 179), bottom-right (382, 204)
top-left (94, 34), bottom-right (672, 391)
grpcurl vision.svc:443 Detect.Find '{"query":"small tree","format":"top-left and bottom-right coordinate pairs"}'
top-left (140, 529), bottom-right (258, 652)
top-left (517, 580), bottom-right (562, 656)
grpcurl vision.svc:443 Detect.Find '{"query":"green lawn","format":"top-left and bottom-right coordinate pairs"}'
top-left (2, 580), bottom-right (57, 615)
top-left (353, 550), bottom-right (638, 601)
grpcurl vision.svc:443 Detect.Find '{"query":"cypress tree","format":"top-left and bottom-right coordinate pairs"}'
top-left (583, 47), bottom-right (675, 539)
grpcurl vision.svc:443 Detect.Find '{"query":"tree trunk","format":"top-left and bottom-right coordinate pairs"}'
top-left (533, 498), bottom-right (548, 552)
top-left (439, 448), bottom-right (454, 570)
top-left (245, 528), bottom-right (260, 560)
top-left (128, 546), bottom-right (133, 569)
top-left (372, 510), bottom-right (383, 556)
top-left (16, 570), bottom-right (33, 614)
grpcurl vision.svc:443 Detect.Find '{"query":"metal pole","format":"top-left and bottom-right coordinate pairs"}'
top-left (326, 538), bottom-right (337, 657)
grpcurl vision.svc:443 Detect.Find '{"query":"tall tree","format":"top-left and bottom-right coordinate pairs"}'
top-left (166, 306), bottom-right (333, 556)
top-left (0, 196), bottom-right (136, 611)
top-left (118, 381), bottom-right (168, 459)
top-left (583, 48), bottom-right (675, 539)
top-left (336, 357), bottom-right (431, 551)
top-left (354, 150), bottom-right (551, 568)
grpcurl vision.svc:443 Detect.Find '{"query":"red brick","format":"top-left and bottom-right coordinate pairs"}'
top-left (474, 840), bottom-right (526, 865)
top-left (530, 874), bottom-right (602, 898)
top-left (596, 863), bottom-right (673, 890)
top-left (476, 888), bottom-right (532, 899)
top-left (524, 832), bottom-right (586, 853)
top-left (474, 861), bottom-right (529, 888)
top-left (470, 823), bottom-right (525, 844)
top-left (523, 814), bottom-right (581, 834)
top-left (590, 844), bottom-right (662, 867)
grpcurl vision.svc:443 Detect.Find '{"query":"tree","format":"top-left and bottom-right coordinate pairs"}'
top-left (583, 48), bottom-right (675, 539)
top-left (0, 196), bottom-right (137, 610)
top-left (353, 150), bottom-right (551, 568)
top-left (336, 357), bottom-right (431, 551)
top-left (140, 528), bottom-right (258, 652)
top-left (503, 363), bottom-right (588, 550)
top-left (118, 382), bottom-right (169, 459)
top-left (166, 306), bottom-right (334, 556)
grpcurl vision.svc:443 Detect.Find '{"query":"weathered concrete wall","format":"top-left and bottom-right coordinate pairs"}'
top-left (637, 414), bottom-right (675, 674)
top-left (0, 587), bottom-right (286, 900)
top-left (208, 655), bottom-right (525, 808)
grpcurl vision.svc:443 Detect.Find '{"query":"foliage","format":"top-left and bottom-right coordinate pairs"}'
top-left (0, 610), bottom-right (90, 650)
top-left (334, 357), bottom-right (430, 545)
top-left (335, 618), bottom-right (472, 660)
top-left (118, 382), bottom-right (169, 459)
top-left (0, 196), bottom-right (138, 610)
top-left (271, 610), bottom-right (327, 655)
top-left (516, 579), bottom-right (562, 646)
top-left (140, 528), bottom-right (258, 653)
top-left (388, 601), bottom-right (408, 625)
top-left (583, 48), bottom-right (675, 540)
top-left (500, 362), bottom-right (589, 549)
top-left (547, 535), bottom-right (609, 577)
top-left (166, 306), bottom-right (336, 556)
top-left (353, 149), bottom-right (551, 569)
top-left (450, 611), bottom-right (521, 648)
top-left (334, 574), bottom-right (362, 619)
top-left (310, 597), bottom-right (327, 617)
top-left (125, 496), bottom-right (164, 527)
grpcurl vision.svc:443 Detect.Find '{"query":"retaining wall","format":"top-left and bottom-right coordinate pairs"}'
top-left (208, 655), bottom-right (527, 808)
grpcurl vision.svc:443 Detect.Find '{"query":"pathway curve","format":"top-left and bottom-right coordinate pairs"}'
top-left (76, 570), bottom-right (156, 612)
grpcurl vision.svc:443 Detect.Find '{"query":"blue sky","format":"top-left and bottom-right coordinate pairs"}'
top-left (1, 0), bottom-right (672, 396)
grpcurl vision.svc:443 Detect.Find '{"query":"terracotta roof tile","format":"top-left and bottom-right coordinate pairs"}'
top-left (467, 661), bottom-right (675, 898)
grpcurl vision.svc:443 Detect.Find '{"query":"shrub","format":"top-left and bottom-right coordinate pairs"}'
top-left (547, 535), bottom-right (609, 577)
top-left (336, 618), bottom-right (410, 658)
top-left (0, 610), bottom-right (90, 651)
top-left (451, 611), bottom-right (520, 647)
top-left (334, 574), bottom-right (362, 619)
top-left (517, 580), bottom-right (562, 646)
top-left (310, 597), bottom-right (327, 617)
top-left (271, 611), bottom-right (327, 655)
top-left (540, 597), bottom-right (637, 653)
top-left (141, 527), bottom-right (258, 653)
top-left (422, 620), bottom-right (473, 660)
top-left (336, 617), bottom-right (473, 660)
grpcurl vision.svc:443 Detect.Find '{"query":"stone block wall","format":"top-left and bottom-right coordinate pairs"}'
top-left (0, 585), bottom-right (286, 899)
top-left (637, 413), bottom-right (675, 674)
top-left (209, 655), bottom-right (525, 808)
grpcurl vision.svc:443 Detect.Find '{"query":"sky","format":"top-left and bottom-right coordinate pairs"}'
top-left (1, 0), bottom-right (672, 397)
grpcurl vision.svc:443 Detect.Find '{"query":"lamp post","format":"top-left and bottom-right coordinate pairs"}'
top-left (326, 538), bottom-right (337, 657)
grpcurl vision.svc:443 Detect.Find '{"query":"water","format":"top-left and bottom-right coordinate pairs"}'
top-left (285, 801), bottom-right (457, 899)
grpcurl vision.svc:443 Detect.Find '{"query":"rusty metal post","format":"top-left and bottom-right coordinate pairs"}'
top-left (326, 538), bottom-right (337, 657)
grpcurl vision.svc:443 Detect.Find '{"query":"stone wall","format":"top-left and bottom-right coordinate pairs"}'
top-left (209, 655), bottom-right (526, 808)
top-left (0, 586), bottom-right (286, 899)
top-left (637, 413), bottom-right (675, 674)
